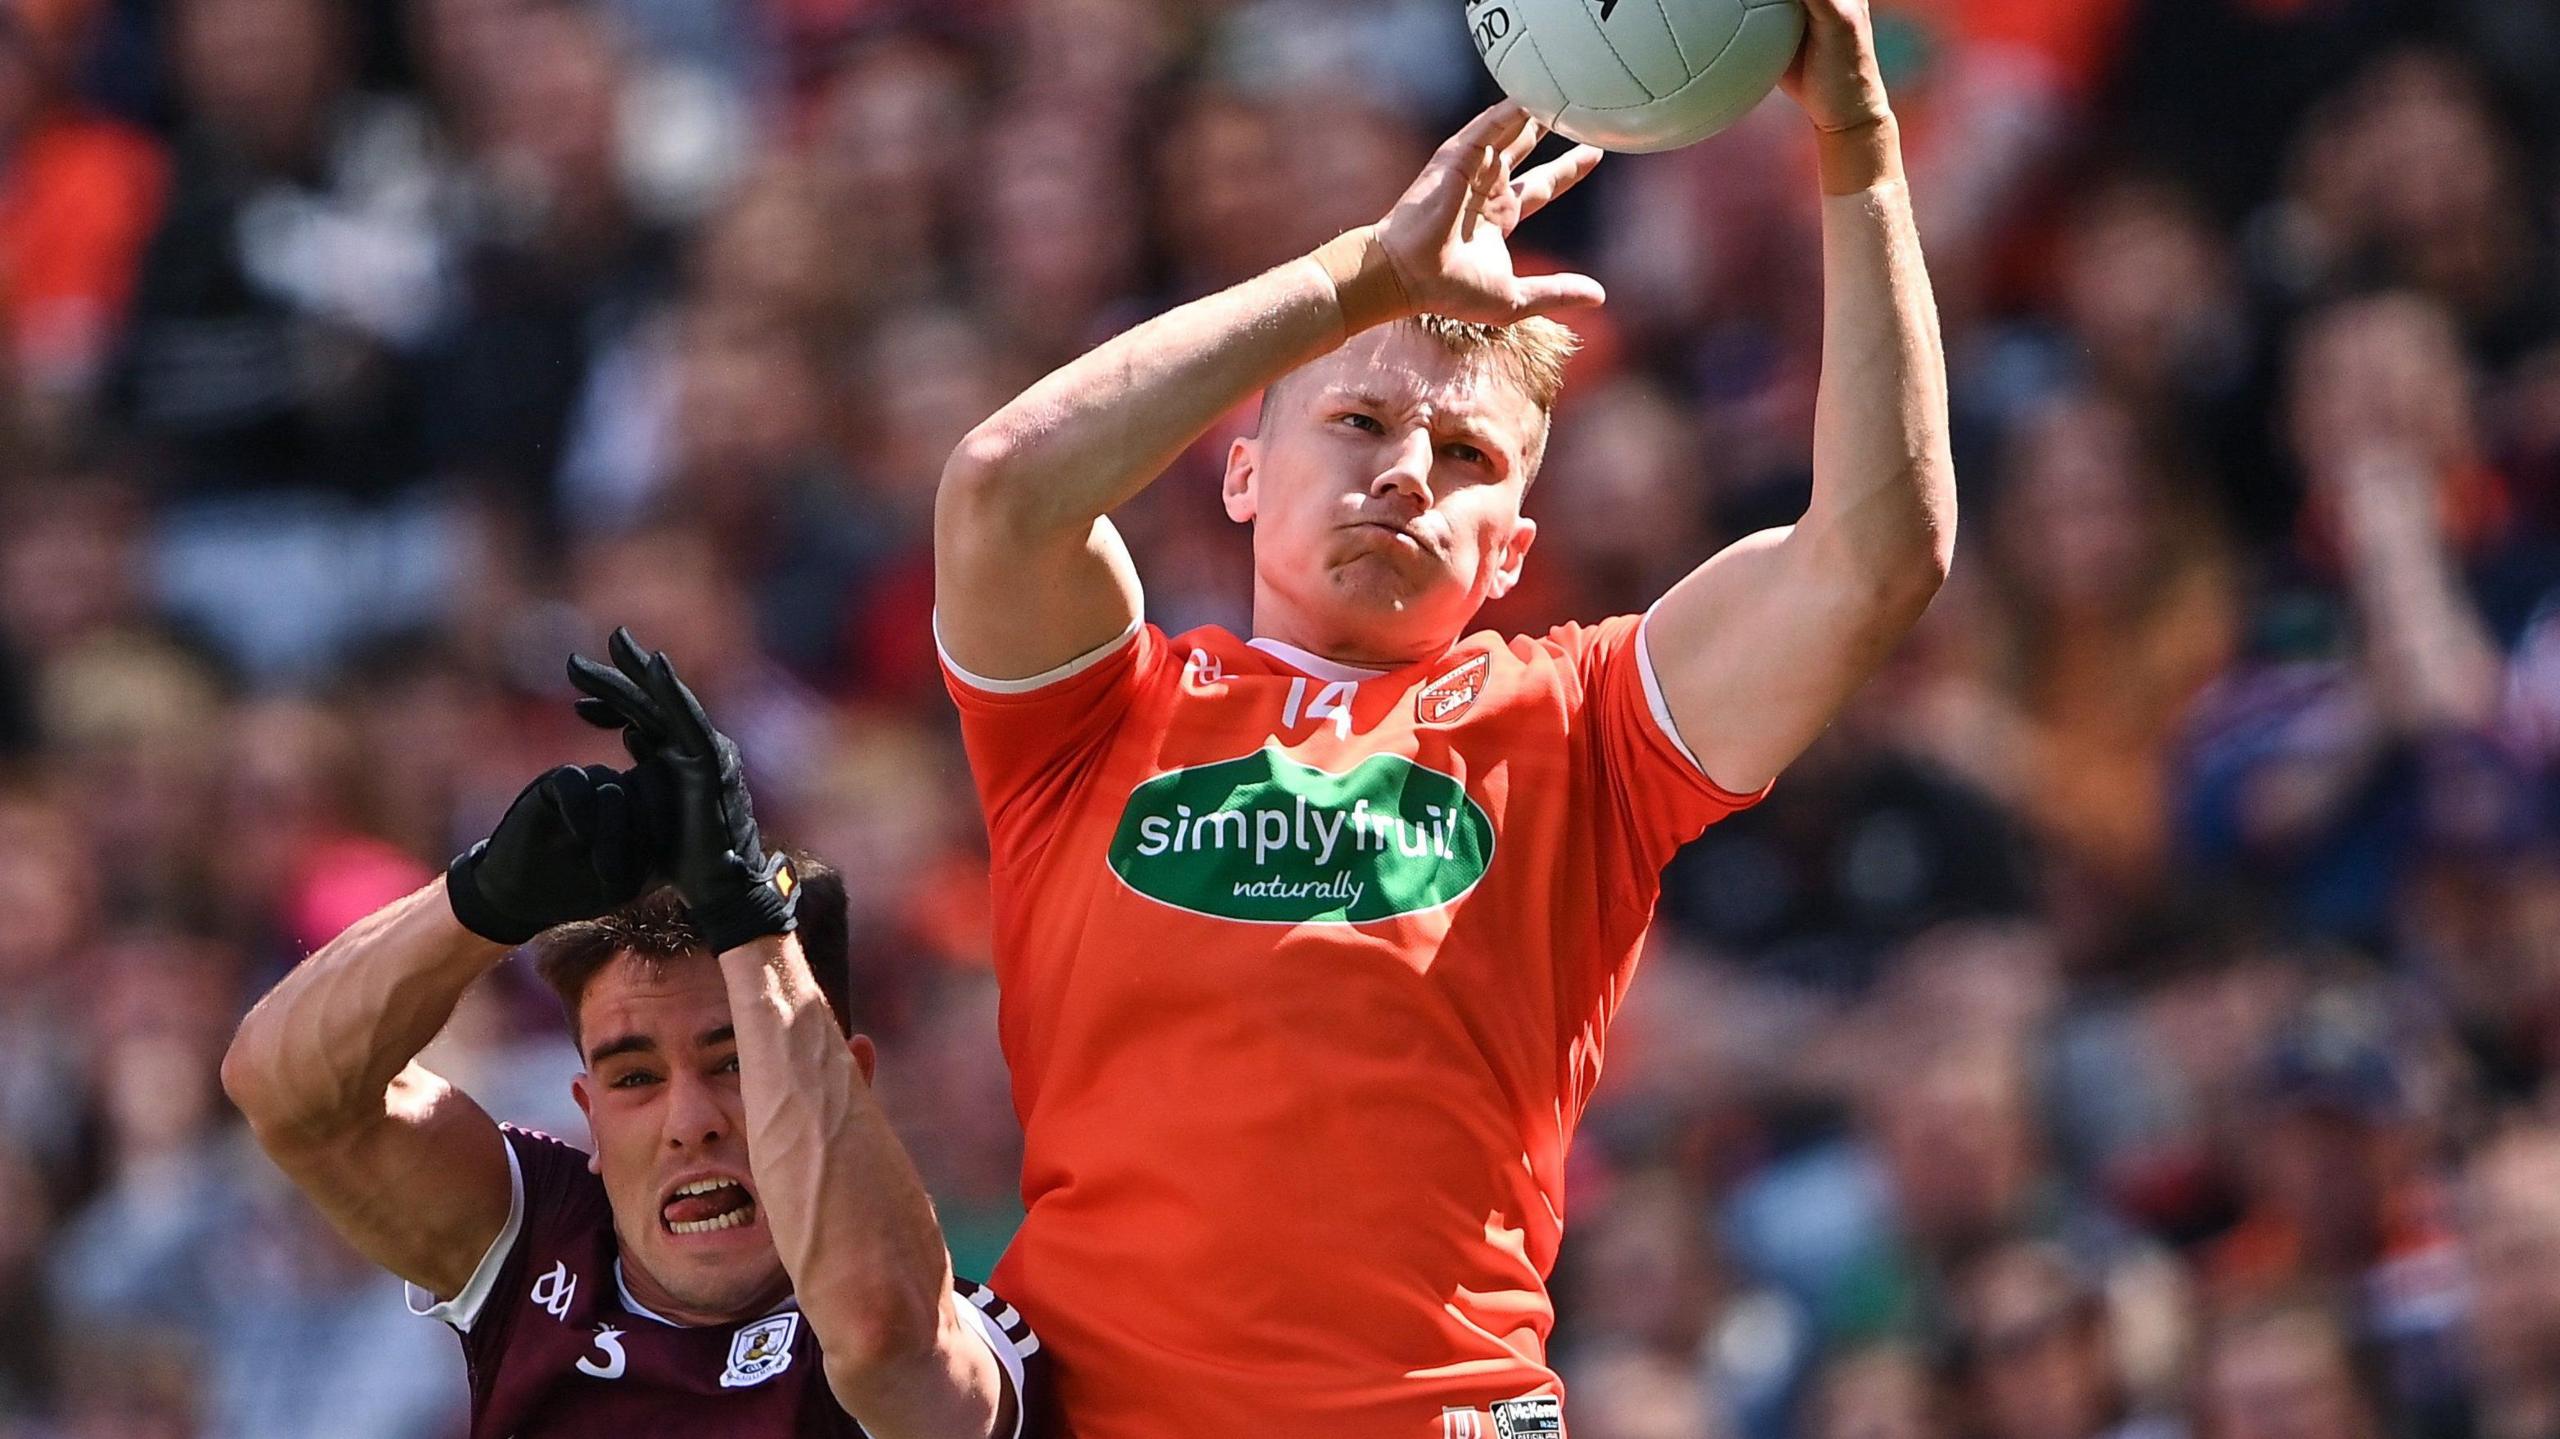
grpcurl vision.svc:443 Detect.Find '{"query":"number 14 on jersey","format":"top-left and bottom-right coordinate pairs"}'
top-left (1281, 678), bottom-right (1357, 740)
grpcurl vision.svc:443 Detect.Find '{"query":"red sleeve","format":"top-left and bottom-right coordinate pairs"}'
top-left (1555, 612), bottom-right (1770, 876)
top-left (938, 620), bottom-right (1163, 868)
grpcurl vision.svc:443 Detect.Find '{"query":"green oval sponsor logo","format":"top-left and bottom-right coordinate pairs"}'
top-left (1107, 744), bottom-right (1494, 924)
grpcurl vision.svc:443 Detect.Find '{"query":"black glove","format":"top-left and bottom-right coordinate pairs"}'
top-left (566, 629), bottom-right (797, 954)
top-left (447, 763), bottom-right (660, 945)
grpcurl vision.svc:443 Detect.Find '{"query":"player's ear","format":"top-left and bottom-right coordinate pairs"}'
top-left (848, 1034), bottom-right (878, 1087)
top-left (570, 1075), bottom-right (602, 1174)
top-left (1222, 437), bottom-right (1258, 525)
top-left (1486, 516), bottom-right (1537, 600)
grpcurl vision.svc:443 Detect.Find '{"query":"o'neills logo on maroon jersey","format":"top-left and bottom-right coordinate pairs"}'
top-left (1417, 650), bottom-right (1491, 725)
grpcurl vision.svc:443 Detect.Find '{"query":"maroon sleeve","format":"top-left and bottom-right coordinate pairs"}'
top-left (407, 1127), bottom-right (605, 1380)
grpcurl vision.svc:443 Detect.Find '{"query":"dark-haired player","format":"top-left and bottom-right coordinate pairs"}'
top-left (222, 634), bottom-right (1041, 1438)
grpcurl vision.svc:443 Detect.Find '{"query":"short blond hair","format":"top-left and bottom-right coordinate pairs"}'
top-left (1406, 313), bottom-right (1581, 412)
top-left (1259, 313), bottom-right (1582, 472)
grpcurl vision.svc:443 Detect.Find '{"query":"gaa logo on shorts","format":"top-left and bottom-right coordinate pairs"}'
top-left (720, 1313), bottom-right (799, 1388)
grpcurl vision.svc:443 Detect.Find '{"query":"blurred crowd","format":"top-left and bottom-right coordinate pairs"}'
top-left (0, 0), bottom-right (2557, 1435)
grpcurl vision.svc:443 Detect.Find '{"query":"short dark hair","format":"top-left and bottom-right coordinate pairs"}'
top-left (530, 853), bottom-right (854, 1051)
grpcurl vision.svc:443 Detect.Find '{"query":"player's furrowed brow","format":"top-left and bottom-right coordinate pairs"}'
top-left (699, 1024), bottom-right (736, 1051)
top-left (1320, 386), bottom-right (1397, 412)
top-left (586, 1033), bottom-right (657, 1068)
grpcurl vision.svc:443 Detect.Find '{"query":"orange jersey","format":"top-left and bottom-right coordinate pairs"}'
top-left (942, 615), bottom-right (1762, 1437)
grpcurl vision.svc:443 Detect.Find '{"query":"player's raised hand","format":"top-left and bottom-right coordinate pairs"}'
top-left (568, 628), bottom-right (797, 954)
top-left (1780, 0), bottom-right (1891, 135)
top-left (1364, 100), bottom-right (1605, 326)
top-left (446, 762), bottom-right (661, 945)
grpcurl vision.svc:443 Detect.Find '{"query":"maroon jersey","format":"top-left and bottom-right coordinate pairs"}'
top-left (409, 1127), bottom-right (1044, 1439)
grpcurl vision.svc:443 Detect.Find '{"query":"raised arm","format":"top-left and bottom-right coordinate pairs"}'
top-left (2298, 297), bottom-right (2503, 734)
top-left (571, 631), bottom-right (1013, 1438)
top-left (1643, 0), bottom-right (1957, 794)
top-left (720, 933), bottom-right (1010, 1438)
top-left (934, 101), bottom-right (1604, 682)
top-left (221, 764), bottom-right (659, 1299)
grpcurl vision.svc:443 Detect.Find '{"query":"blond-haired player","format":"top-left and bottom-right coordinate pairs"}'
top-left (931, 4), bottom-right (1952, 1433)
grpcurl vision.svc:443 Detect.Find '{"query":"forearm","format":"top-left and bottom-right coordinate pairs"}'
top-left (719, 935), bottom-right (987, 1430)
top-left (946, 235), bottom-right (1397, 534)
top-left (221, 879), bottom-right (507, 1143)
top-left (2339, 456), bottom-right (2502, 730)
top-left (1803, 119), bottom-right (1957, 590)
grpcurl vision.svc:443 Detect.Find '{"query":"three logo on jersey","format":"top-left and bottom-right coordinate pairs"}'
top-left (529, 1262), bottom-right (798, 1389)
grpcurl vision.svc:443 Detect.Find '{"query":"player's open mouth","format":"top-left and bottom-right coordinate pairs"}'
top-left (661, 1176), bottom-right (757, 1235)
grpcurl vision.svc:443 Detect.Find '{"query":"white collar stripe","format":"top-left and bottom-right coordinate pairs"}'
top-left (1246, 637), bottom-right (1389, 682)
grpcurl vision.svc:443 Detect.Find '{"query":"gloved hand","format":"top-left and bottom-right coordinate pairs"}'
top-left (446, 763), bottom-right (660, 945)
top-left (566, 628), bottom-right (797, 954)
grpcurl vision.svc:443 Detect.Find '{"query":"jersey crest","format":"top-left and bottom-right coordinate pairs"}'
top-left (719, 1313), bottom-right (800, 1388)
top-left (1416, 650), bottom-right (1491, 725)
